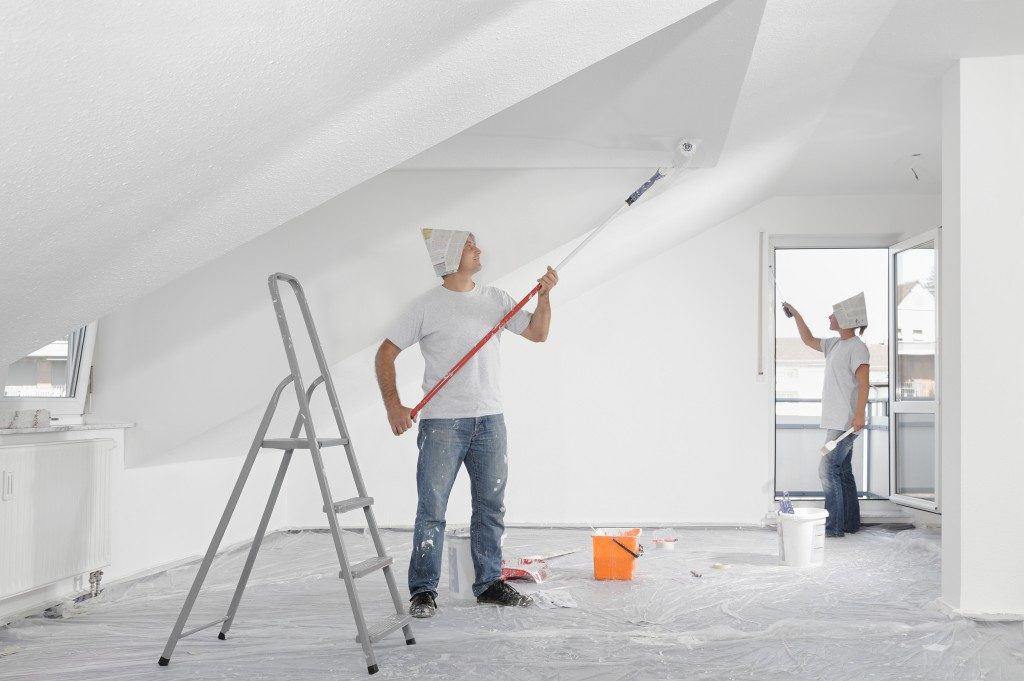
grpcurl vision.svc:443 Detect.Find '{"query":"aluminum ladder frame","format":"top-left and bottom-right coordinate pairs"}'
top-left (157, 273), bottom-right (414, 676)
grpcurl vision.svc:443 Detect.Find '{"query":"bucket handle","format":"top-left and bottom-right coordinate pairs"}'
top-left (611, 537), bottom-right (644, 559)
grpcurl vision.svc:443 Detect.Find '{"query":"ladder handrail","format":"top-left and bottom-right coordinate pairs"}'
top-left (267, 274), bottom-right (376, 655)
top-left (268, 273), bottom-right (370, 497)
top-left (267, 274), bottom-right (413, 652)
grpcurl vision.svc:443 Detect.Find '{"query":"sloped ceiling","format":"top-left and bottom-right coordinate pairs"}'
top-left (399, 0), bottom-right (764, 170)
top-left (6, 0), bottom-right (1024, 373)
top-left (0, 0), bottom-right (716, 367)
top-left (89, 0), bottom-right (770, 464)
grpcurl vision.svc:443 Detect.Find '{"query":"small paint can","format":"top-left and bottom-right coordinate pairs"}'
top-left (446, 529), bottom-right (476, 601)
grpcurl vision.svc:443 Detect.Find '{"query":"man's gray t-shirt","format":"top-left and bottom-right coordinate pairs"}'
top-left (819, 336), bottom-right (870, 430)
top-left (386, 284), bottom-right (531, 419)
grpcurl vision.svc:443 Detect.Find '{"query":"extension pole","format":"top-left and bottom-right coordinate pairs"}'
top-left (410, 169), bottom-right (669, 420)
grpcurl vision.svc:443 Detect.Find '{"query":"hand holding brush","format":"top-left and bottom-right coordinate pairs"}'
top-left (821, 427), bottom-right (855, 456)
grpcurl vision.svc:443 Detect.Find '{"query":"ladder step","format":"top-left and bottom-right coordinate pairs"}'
top-left (179, 617), bottom-right (228, 640)
top-left (355, 613), bottom-right (413, 644)
top-left (261, 437), bottom-right (349, 450)
top-left (327, 496), bottom-right (374, 514)
top-left (343, 556), bottom-right (393, 580)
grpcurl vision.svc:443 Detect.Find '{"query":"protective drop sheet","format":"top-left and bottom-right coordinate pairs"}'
top-left (1, 527), bottom-right (1022, 680)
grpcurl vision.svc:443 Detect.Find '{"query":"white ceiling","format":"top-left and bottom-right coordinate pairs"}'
top-left (779, 0), bottom-right (1024, 194)
top-left (4, 0), bottom-right (1024, 369)
top-left (400, 0), bottom-right (765, 170)
top-left (0, 0), bottom-right (714, 366)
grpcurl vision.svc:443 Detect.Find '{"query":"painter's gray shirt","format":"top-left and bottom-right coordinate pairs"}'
top-left (386, 284), bottom-right (531, 420)
top-left (820, 336), bottom-right (870, 431)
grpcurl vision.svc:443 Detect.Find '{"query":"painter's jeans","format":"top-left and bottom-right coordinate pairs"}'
top-left (408, 415), bottom-right (507, 598)
top-left (818, 429), bottom-right (862, 537)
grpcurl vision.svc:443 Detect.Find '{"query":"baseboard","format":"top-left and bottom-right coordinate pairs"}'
top-left (0, 533), bottom-right (269, 626)
top-left (937, 598), bottom-right (1024, 622)
top-left (282, 523), bottom-right (771, 533)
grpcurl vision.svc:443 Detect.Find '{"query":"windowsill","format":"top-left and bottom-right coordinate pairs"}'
top-left (0, 421), bottom-right (134, 436)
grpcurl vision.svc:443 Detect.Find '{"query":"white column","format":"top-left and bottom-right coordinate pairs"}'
top-left (941, 55), bottom-right (1024, 617)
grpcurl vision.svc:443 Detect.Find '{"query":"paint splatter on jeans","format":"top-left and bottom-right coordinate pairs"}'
top-left (409, 415), bottom-right (508, 598)
top-left (818, 429), bottom-right (862, 536)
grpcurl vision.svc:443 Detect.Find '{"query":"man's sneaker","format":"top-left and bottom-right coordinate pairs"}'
top-left (476, 580), bottom-right (532, 607)
top-left (409, 592), bottom-right (437, 618)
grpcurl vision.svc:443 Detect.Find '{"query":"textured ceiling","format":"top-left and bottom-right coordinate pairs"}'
top-left (90, 0), bottom-right (892, 462)
top-left (5, 0), bottom-right (1024, 372)
top-left (0, 0), bottom-right (714, 366)
top-left (400, 0), bottom-right (765, 170)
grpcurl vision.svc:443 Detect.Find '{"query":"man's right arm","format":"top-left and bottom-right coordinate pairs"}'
top-left (782, 303), bottom-right (822, 352)
top-left (375, 339), bottom-right (416, 436)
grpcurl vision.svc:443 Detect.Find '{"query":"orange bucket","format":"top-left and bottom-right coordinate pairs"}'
top-left (592, 528), bottom-right (643, 580)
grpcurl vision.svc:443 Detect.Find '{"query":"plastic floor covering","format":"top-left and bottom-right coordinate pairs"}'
top-left (2, 526), bottom-right (1023, 680)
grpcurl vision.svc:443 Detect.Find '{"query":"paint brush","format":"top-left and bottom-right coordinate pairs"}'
top-left (821, 427), bottom-right (855, 456)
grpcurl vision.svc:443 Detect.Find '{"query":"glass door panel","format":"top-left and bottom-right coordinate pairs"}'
top-left (889, 232), bottom-right (940, 511)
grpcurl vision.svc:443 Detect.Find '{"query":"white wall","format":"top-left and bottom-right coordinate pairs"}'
top-left (89, 168), bottom-right (654, 577)
top-left (286, 193), bottom-right (939, 528)
top-left (0, 427), bottom-right (286, 596)
top-left (942, 55), bottom-right (1024, 618)
top-left (940, 63), bottom-right (963, 613)
top-left (90, 165), bottom-right (937, 578)
top-left (497, 194), bottom-right (938, 525)
top-left (91, 168), bottom-right (654, 469)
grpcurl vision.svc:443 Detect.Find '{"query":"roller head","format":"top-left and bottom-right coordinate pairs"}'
top-left (671, 139), bottom-right (701, 168)
top-left (625, 139), bottom-right (702, 206)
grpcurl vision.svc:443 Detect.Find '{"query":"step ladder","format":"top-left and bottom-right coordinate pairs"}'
top-left (157, 273), bottom-right (414, 676)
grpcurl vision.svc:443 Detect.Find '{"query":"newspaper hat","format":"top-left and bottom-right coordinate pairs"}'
top-left (832, 292), bottom-right (868, 329)
top-left (421, 228), bottom-right (473, 277)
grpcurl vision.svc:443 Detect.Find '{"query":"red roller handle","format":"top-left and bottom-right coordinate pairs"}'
top-left (410, 283), bottom-right (542, 420)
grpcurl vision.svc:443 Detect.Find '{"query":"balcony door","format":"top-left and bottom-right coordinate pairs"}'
top-left (888, 231), bottom-right (940, 511)
top-left (772, 245), bottom-right (890, 499)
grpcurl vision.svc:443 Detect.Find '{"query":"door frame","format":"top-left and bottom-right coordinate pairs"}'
top-left (888, 229), bottom-right (941, 513)
top-left (765, 233), bottom-right (900, 498)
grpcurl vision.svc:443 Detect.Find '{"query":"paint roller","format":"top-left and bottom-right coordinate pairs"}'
top-left (409, 140), bottom-right (700, 420)
top-left (768, 260), bottom-right (795, 319)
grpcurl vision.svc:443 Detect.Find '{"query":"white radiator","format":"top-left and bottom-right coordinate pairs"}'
top-left (0, 439), bottom-right (113, 599)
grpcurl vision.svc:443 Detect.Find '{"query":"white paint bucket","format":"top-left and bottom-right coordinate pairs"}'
top-left (777, 508), bottom-right (828, 567)
top-left (446, 529), bottom-right (476, 601)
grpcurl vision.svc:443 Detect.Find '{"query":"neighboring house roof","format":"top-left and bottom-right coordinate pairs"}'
top-left (896, 281), bottom-right (918, 306)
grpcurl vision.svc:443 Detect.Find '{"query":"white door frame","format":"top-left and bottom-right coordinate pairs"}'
top-left (888, 229), bottom-right (941, 513)
top-left (765, 233), bottom-right (900, 498)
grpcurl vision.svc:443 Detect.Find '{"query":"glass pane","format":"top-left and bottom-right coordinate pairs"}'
top-left (894, 242), bottom-right (936, 400)
top-left (773, 248), bottom-right (889, 497)
top-left (895, 413), bottom-right (935, 500)
top-left (3, 328), bottom-right (85, 398)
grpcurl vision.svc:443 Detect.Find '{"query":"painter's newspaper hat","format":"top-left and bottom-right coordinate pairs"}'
top-left (832, 292), bottom-right (868, 329)
top-left (422, 229), bottom-right (473, 277)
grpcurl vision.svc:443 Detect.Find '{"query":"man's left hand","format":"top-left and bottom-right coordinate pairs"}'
top-left (537, 266), bottom-right (559, 296)
top-left (852, 414), bottom-right (866, 432)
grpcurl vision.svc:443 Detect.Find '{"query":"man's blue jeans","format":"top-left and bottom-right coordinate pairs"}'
top-left (409, 415), bottom-right (507, 598)
top-left (818, 429), bottom-right (862, 537)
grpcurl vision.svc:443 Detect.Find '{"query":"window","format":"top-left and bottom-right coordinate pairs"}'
top-left (771, 246), bottom-right (889, 499)
top-left (2, 323), bottom-right (97, 423)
